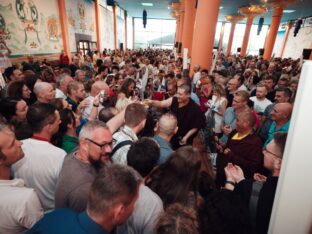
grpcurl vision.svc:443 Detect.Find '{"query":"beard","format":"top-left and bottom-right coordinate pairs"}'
top-left (88, 156), bottom-right (104, 172)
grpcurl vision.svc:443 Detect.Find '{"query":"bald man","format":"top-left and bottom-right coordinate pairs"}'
top-left (153, 113), bottom-right (178, 165)
top-left (34, 82), bottom-right (55, 104)
top-left (216, 109), bottom-right (263, 186)
top-left (265, 102), bottom-right (292, 146)
top-left (81, 81), bottom-right (109, 119)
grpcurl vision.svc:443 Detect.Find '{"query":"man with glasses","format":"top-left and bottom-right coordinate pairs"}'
top-left (55, 120), bottom-right (113, 212)
top-left (224, 132), bottom-right (288, 234)
top-left (226, 77), bottom-right (239, 107)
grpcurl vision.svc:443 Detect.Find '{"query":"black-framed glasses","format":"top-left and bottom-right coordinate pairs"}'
top-left (262, 147), bottom-right (281, 158)
top-left (86, 138), bottom-right (112, 150)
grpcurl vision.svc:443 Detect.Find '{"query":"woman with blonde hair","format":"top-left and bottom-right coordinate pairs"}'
top-left (206, 84), bottom-right (228, 136)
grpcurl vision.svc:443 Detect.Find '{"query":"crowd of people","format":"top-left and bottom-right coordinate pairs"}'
top-left (0, 47), bottom-right (301, 234)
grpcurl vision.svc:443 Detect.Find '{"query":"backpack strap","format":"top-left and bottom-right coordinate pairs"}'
top-left (249, 181), bottom-right (264, 230)
top-left (111, 140), bottom-right (133, 156)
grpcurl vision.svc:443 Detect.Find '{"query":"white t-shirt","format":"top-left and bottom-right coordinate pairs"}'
top-left (0, 179), bottom-right (43, 233)
top-left (12, 138), bottom-right (66, 211)
top-left (193, 71), bottom-right (201, 86)
top-left (116, 184), bottom-right (163, 234)
top-left (55, 88), bottom-right (67, 99)
top-left (80, 95), bottom-right (104, 119)
top-left (250, 96), bottom-right (272, 114)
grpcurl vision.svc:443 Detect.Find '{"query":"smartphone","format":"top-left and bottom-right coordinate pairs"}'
top-left (99, 90), bottom-right (105, 103)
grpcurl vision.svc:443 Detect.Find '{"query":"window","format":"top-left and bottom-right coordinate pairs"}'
top-left (134, 18), bottom-right (176, 49)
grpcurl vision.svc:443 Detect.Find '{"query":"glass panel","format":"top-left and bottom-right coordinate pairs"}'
top-left (231, 23), bottom-right (246, 54)
top-left (134, 18), bottom-right (176, 49)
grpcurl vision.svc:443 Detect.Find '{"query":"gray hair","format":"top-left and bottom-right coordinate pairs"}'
top-left (56, 73), bottom-right (71, 88)
top-left (75, 69), bottom-right (85, 78)
top-left (79, 120), bottom-right (109, 140)
top-left (33, 82), bottom-right (52, 96)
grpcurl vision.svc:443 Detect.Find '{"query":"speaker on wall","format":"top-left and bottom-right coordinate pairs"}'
top-left (107, 0), bottom-right (114, 6)
top-left (237, 48), bottom-right (241, 53)
top-left (259, 48), bottom-right (265, 56)
top-left (119, 43), bottom-right (124, 51)
top-left (302, 49), bottom-right (312, 60)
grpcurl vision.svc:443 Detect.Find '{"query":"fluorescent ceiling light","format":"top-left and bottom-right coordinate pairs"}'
top-left (142, 3), bottom-right (153, 7)
top-left (283, 9), bottom-right (295, 13)
top-left (219, 6), bottom-right (223, 10)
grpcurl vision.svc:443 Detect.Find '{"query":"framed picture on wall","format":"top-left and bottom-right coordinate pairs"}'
top-left (303, 17), bottom-right (312, 27)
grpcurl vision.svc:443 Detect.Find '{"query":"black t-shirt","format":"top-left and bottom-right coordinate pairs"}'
top-left (266, 90), bottom-right (276, 103)
top-left (226, 90), bottom-right (234, 108)
top-left (170, 97), bottom-right (205, 149)
top-left (234, 177), bottom-right (279, 234)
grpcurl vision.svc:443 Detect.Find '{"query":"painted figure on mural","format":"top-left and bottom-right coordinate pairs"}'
top-left (78, 1), bottom-right (86, 32)
top-left (15, 0), bottom-right (40, 44)
top-left (47, 17), bottom-right (58, 41)
top-left (0, 14), bottom-right (12, 72)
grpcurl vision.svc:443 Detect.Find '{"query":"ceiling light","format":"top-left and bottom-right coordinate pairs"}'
top-left (219, 6), bottom-right (223, 10)
top-left (283, 9), bottom-right (295, 13)
top-left (142, 3), bottom-right (153, 7)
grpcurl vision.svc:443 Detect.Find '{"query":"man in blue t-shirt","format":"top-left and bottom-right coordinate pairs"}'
top-left (28, 165), bottom-right (140, 234)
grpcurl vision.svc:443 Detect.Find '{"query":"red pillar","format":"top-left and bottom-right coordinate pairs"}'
top-left (113, 3), bottom-right (117, 50)
top-left (178, 11), bottom-right (184, 45)
top-left (181, 0), bottom-right (196, 56)
top-left (241, 17), bottom-right (254, 57)
top-left (175, 17), bottom-right (180, 43)
top-left (280, 21), bottom-right (292, 58)
top-left (190, 0), bottom-right (220, 71)
top-left (263, 6), bottom-right (283, 60)
top-left (94, 0), bottom-right (101, 52)
top-left (227, 22), bottom-right (237, 55)
top-left (58, 0), bottom-right (71, 60)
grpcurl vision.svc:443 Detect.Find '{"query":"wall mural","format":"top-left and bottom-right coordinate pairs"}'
top-left (66, 0), bottom-right (96, 52)
top-left (283, 27), bottom-right (312, 59)
top-left (0, 0), bottom-right (63, 57)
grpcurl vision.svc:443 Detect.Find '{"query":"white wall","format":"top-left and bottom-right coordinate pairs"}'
top-left (269, 61), bottom-right (312, 233)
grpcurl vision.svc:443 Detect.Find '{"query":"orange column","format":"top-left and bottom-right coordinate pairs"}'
top-left (125, 11), bottom-right (128, 50)
top-left (263, 6), bottom-right (283, 60)
top-left (190, 0), bottom-right (220, 71)
top-left (218, 22), bottom-right (225, 52)
top-left (181, 0), bottom-right (196, 56)
top-left (241, 17), bottom-right (254, 57)
top-left (280, 21), bottom-right (292, 58)
top-left (227, 22), bottom-right (237, 55)
top-left (94, 0), bottom-right (101, 52)
top-left (178, 11), bottom-right (184, 45)
top-left (113, 3), bottom-right (117, 50)
top-left (175, 17), bottom-right (180, 43)
top-left (263, 25), bottom-right (270, 50)
top-left (58, 0), bottom-right (71, 60)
